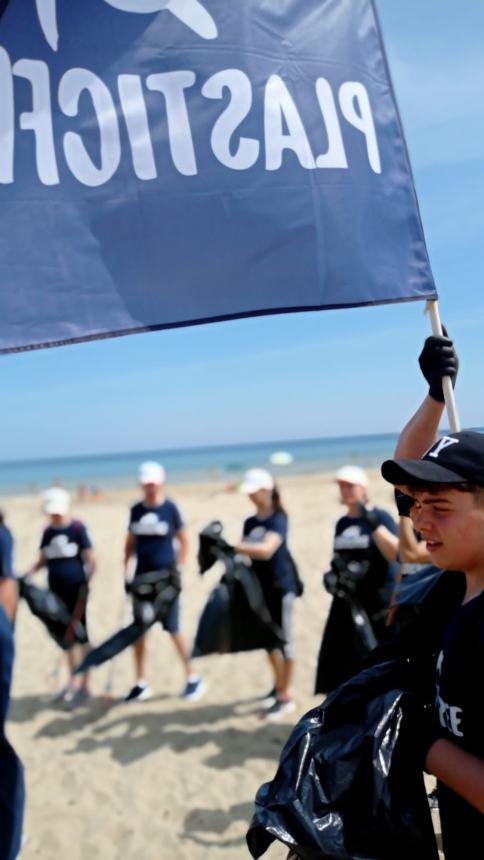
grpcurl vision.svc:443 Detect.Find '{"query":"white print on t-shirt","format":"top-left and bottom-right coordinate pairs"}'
top-left (334, 526), bottom-right (370, 551)
top-left (43, 534), bottom-right (79, 559)
top-left (246, 526), bottom-right (267, 543)
top-left (131, 513), bottom-right (170, 536)
top-left (435, 649), bottom-right (464, 738)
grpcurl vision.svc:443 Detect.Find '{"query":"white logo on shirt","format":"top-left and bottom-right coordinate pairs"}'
top-left (334, 525), bottom-right (370, 551)
top-left (44, 534), bottom-right (79, 559)
top-left (435, 648), bottom-right (464, 738)
top-left (132, 513), bottom-right (170, 536)
top-left (35, 0), bottom-right (218, 52)
top-left (246, 526), bottom-right (267, 544)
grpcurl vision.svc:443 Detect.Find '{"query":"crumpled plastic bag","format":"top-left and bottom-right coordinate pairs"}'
top-left (18, 577), bottom-right (88, 650)
top-left (74, 568), bottom-right (181, 673)
top-left (247, 658), bottom-right (439, 860)
top-left (193, 523), bottom-right (285, 656)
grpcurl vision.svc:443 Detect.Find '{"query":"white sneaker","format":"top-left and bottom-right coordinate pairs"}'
top-left (181, 677), bottom-right (205, 701)
top-left (261, 698), bottom-right (296, 722)
top-left (124, 682), bottom-right (152, 702)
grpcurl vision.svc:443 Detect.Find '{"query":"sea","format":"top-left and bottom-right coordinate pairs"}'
top-left (0, 433), bottom-right (406, 496)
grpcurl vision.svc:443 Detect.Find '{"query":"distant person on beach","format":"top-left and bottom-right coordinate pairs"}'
top-left (235, 469), bottom-right (301, 721)
top-left (0, 510), bottom-right (24, 860)
top-left (315, 465), bottom-right (398, 694)
top-left (29, 488), bottom-right (96, 705)
top-left (0, 510), bottom-right (17, 623)
top-left (380, 332), bottom-right (484, 858)
top-left (123, 462), bottom-right (204, 703)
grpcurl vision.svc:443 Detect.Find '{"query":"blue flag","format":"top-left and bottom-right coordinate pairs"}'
top-left (0, 0), bottom-right (436, 354)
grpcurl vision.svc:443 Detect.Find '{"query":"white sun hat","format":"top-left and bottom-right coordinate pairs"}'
top-left (240, 468), bottom-right (274, 494)
top-left (139, 461), bottom-right (166, 485)
top-left (335, 465), bottom-right (369, 487)
top-left (43, 487), bottom-right (70, 516)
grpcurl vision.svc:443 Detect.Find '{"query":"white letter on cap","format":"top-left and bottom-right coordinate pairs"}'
top-left (339, 82), bottom-right (381, 174)
top-left (59, 68), bottom-right (121, 187)
top-left (427, 437), bottom-right (460, 459)
top-left (264, 75), bottom-right (315, 170)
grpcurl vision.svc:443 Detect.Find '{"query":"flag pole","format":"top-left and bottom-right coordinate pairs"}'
top-left (426, 300), bottom-right (461, 433)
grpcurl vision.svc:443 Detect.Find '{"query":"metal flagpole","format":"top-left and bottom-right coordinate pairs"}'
top-left (426, 300), bottom-right (461, 433)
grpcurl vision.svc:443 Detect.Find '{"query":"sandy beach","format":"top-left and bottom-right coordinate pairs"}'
top-left (4, 470), bottom-right (439, 859)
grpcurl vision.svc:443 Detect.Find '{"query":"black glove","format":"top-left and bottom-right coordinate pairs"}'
top-left (418, 333), bottom-right (458, 403)
top-left (394, 489), bottom-right (415, 518)
top-left (355, 502), bottom-right (380, 532)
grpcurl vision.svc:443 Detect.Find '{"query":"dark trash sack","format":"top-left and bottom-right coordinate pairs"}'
top-left (315, 554), bottom-right (386, 695)
top-left (193, 522), bottom-right (285, 657)
top-left (18, 577), bottom-right (88, 650)
top-left (74, 568), bottom-right (181, 674)
top-left (247, 658), bottom-right (439, 860)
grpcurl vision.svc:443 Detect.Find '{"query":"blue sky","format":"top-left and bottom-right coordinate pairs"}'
top-left (1, 0), bottom-right (483, 460)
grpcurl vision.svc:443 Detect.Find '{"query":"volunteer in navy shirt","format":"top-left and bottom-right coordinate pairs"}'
top-left (235, 468), bottom-right (300, 722)
top-left (0, 510), bottom-right (17, 623)
top-left (315, 465), bottom-right (398, 694)
top-left (123, 461), bottom-right (204, 703)
top-left (29, 487), bottom-right (96, 705)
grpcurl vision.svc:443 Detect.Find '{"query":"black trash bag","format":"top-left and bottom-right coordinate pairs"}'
top-left (193, 523), bottom-right (285, 656)
top-left (74, 568), bottom-right (181, 674)
top-left (247, 659), bottom-right (439, 860)
top-left (193, 561), bottom-right (285, 656)
top-left (18, 577), bottom-right (88, 650)
top-left (198, 520), bottom-right (234, 574)
top-left (391, 566), bottom-right (443, 631)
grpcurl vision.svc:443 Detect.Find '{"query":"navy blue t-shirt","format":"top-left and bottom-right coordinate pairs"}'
top-left (129, 499), bottom-right (183, 575)
top-left (333, 507), bottom-right (398, 614)
top-left (40, 520), bottom-right (92, 585)
top-left (0, 525), bottom-right (14, 579)
top-left (433, 580), bottom-right (484, 858)
top-left (242, 510), bottom-right (296, 595)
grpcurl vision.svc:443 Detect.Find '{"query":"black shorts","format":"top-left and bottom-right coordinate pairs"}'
top-left (263, 587), bottom-right (296, 660)
top-left (49, 576), bottom-right (89, 644)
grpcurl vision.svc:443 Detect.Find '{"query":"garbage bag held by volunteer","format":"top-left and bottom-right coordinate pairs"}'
top-left (193, 521), bottom-right (285, 657)
top-left (74, 568), bottom-right (181, 674)
top-left (247, 659), bottom-right (439, 860)
top-left (18, 576), bottom-right (88, 650)
top-left (315, 466), bottom-right (398, 695)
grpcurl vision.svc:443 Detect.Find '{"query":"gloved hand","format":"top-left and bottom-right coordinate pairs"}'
top-left (394, 489), bottom-right (415, 518)
top-left (418, 333), bottom-right (459, 403)
top-left (355, 502), bottom-right (380, 532)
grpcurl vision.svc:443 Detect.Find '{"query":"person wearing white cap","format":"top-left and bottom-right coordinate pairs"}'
top-left (314, 464), bottom-right (398, 695)
top-left (235, 468), bottom-right (301, 721)
top-left (123, 462), bottom-right (204, 702)
top-left (28, 487), bottom-right (96, 705)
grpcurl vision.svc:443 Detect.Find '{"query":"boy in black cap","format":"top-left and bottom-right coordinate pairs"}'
top-left (381, 334), bottom-right (483, 858)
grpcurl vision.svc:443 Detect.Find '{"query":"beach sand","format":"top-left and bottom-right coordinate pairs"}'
top-left (5, 471), bottom-right (441, 859)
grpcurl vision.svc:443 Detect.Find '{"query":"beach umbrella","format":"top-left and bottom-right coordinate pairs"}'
top-left (0, 0), bottom-right (459, 428)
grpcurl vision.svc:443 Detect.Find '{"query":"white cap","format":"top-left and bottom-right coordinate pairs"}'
top-left (240, 468), bottom-right (274, 494)
top-left (139, 461), bottom-right (166, 485)
top-left (335, 465), bottom-right (368, 487)
top-left (43, 487), bottom-right (70, 516)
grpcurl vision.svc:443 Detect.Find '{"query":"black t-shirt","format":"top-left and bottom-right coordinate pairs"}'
top-left (242, 510), bottom-right (297, 595)
top-left (129, 499), bottom-right (183, 575)
top-left (40, 520), bottom-right (92, 585)
top-left (332, 507), bottom-right (398, 616)
top-left (432, 578), bottom-right (484, 858)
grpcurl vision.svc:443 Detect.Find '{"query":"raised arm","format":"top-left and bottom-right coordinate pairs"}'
top-left (394, 335), bottom-right (458, 459)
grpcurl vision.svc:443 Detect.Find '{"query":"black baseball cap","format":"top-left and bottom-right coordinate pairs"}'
top-left (381, 431), bottom-right (484, 487)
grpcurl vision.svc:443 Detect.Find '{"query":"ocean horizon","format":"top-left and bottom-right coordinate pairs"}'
top-left (0, 429), bottom-right (471, 496)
